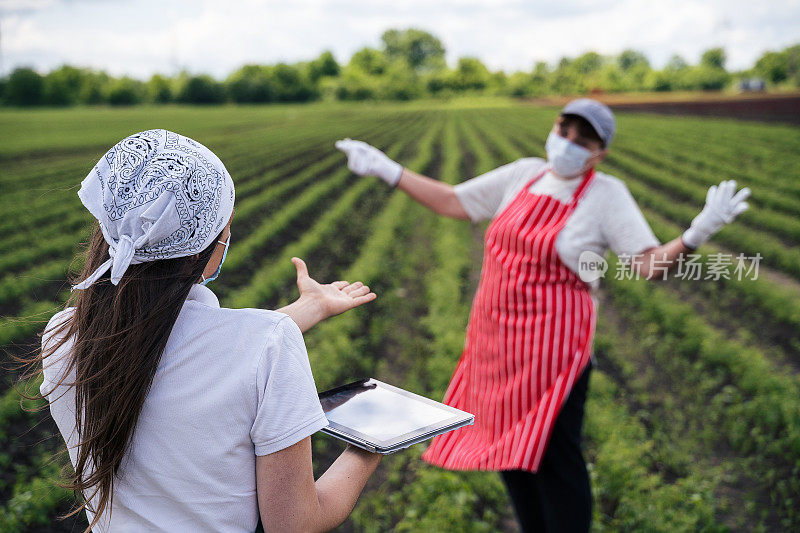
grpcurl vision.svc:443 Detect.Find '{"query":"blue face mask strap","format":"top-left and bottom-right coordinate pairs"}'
top-left (200, 233), bottom-right (230, 286)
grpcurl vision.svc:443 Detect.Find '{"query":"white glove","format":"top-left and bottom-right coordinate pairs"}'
top-left (682, 180), bottom-right (750, 249)
top-left (334, 138), bottom-right (403, 187)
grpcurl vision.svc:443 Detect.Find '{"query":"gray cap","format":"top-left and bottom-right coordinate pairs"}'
top-left (561, 98), bottom-right (616, 147)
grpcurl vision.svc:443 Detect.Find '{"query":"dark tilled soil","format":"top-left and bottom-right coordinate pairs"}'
top-left (608, 95), bottom-right (800, 126)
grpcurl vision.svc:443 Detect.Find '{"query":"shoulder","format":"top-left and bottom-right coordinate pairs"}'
top-left (253, 310), bottom-right (298, 344)
top-left (41, 307), bottom-right (77, 385)
top-left (208, 305), bottom-right (294, 345)
top-left (496, 156), bottom-right (547, 187)
top-left (42, 307), bottom-right (75, 350)
top-left (47, 306), bottom-right (75, 328)
top-left (484, 156), bottom-right (545, 180)
top-left (515, 156), bottom-right (546, 168)
top-left (585, 170), bottom-right (636, 204)
top-left (214, 305), bottom-right (289, 324)
top-left (511, 156), bottom-right (546, 175)
top-left (177, 300), bottom-right (299, 370)
top-left (590, 169), bottom-right (628, 192)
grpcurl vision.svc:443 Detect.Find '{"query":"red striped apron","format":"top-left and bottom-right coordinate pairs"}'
top-left (421, 165), bottom-right (597, 472)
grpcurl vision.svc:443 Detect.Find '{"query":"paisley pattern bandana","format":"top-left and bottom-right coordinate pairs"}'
top-left (72, 129), bottom-right (235, 291)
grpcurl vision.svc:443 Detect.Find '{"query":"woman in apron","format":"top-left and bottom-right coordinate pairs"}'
top-left (336, 99), bottom-right (750, 532)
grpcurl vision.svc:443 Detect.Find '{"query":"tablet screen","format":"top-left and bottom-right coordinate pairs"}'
top-left (319, 379), bottom-right (472, 449)
top-left (322, 383), bottom-right (454, 441)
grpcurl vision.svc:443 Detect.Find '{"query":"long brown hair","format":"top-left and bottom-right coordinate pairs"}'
top-left (16, 220), bottom-right (221, 532)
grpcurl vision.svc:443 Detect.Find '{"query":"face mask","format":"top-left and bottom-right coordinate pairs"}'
top-left (545, 131), bottom-right (597, 178)
top-left (201, 232), bottom-right (230, 286)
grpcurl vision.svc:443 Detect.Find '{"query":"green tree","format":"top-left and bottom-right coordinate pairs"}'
top-left (107, 77), bottom-right (145, 105)
top-left (424, 69), bottom-right (450, 96)
top-left (349, 47), bottom-right (387, 75)
top-left (42, 65), bottom-right (85, 105)
top-left (700, 47), bottom-right (726, 69)
top-left (488, 70), bottom-right (508, 95)
top-left (693, 47), bottom-right (729, 90)
top-left (271, 63), bottom-right (317, 102)
top-left (78, 70), bottom-right (110, 104)
top-left (550, 57), bottom-right (584, 94)
top-left (506, 71), bottom-right (536, 97)
top-left (689, 66), bottom-right (730, 90)
top-left (656, 54), bottom-right (692, 91)
top-left (618, 49), bottom-right (650, 71)
top-left (754, 45), bottom-right (800, 85)
top-left (334, 69), bottom-right (380, 100)
top-left (5, 67), bottom-right (44, 106)
top-left (450, 57), bottom-right (491, 91)
top-left (504, 61), bottom-right (550, 98)
top-left (146, 74), bottom-right (173, 103)
top-left (572, 52), bottom-right (603, 74)
top-left (755, 51), bottom-right (788, 83)
top-left (379, 59), bottom-right (422, 100)
top-left (176, 74), bottom-right (226, 104)
top-left (225, 65), bottom-right (274, 103)
top-left (381, 28), bottom-right (445, 73)
top-left (308, 50), bottom-right (340, 82)
top-left (786, 44), bottom-right (800, 85)
top-left (666, 54), bottom-right (689, 71)
top-left (648, 70), bottom-right (674, 92)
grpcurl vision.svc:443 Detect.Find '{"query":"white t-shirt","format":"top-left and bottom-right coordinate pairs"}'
top-left (454, 157), bottom-right (660, 304)
top-left (40, 283), bottom-right (329, 532)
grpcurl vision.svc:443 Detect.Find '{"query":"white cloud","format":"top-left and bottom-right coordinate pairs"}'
top-left (1, 0), bottom-right (798, 78)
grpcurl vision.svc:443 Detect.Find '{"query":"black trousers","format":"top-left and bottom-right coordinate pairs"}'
top-left (500, 361), bottom-right (593, 533)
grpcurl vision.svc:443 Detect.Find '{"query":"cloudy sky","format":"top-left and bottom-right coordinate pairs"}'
top-left (2, 0), bottom-right (799, 78)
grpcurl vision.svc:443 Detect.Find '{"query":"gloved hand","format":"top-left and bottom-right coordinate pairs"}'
top-left (682, 180), bottom-right (750, 249)
top-left (335, 138), bottom-right (403, 187)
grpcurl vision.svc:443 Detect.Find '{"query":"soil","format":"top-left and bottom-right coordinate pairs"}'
top-left (596, 288), bottom-right (784, 532)
top-left (523, 92), bottom-right (800, 126)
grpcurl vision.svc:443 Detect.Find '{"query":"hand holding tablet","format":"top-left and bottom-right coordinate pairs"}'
top-left (318, 378), bottom-right (474, 454)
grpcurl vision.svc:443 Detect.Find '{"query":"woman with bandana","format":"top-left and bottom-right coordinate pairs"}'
top-left (336, 99), bottom-right (751, 532)
top-left (31, 129), bottom-right (383, 532)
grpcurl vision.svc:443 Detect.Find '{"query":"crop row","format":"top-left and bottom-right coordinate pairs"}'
top-left (0, 112), bottom-right (416, 243)
top-left (0, 116), bottom-right (430, 374)
top-left (0, 116), bottom-right (427, 330)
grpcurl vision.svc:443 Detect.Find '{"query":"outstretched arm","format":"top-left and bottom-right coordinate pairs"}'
top-left (630, 180), bottom-right (750, 280)
top-left (335, 138), bottom-right (470, 220)
top-left (277, 257), bottom-right (376, 332)
top-left (395, 167), bottom-right (470, 220)
top-left (629, 237), bottom-right (692, 280)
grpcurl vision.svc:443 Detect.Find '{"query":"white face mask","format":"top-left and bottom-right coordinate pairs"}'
top-left (545, 131), bottom-right (597, 178)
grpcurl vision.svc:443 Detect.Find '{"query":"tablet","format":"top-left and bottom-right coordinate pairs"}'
top-left (318, 378), bottom-right (474, 454)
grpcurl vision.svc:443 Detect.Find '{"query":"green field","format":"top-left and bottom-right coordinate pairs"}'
top-left (1, 100), bottom-right (799, 532)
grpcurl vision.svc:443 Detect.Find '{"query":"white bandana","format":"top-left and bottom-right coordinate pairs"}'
top-left (72, 129), bottom-right (235, 291)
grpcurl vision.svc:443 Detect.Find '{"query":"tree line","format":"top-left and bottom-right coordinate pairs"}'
top-left (2, 29), bottom-right (798, 106)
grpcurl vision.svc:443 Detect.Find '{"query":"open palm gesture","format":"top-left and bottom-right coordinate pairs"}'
top-left (291, 257), bottom-right (376, 319)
